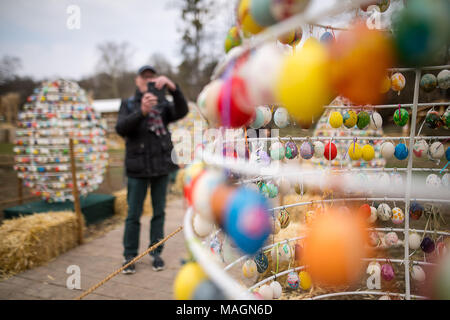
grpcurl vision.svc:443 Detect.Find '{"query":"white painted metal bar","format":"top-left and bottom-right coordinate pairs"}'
top-left (325, 102), bottom-right (450, 109)
top-left (234, 136), bottom-right (450, 143)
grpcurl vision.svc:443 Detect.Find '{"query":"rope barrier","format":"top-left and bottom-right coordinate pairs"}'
top-left (74, 226), bottom-right (183, 300)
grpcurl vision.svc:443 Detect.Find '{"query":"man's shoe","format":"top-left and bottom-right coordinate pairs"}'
top-left (152, 255), bottom-right (165, 272)
top-left (122, 256), bottom-right (136, 274)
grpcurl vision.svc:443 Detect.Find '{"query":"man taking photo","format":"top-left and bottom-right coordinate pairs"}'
top-left (116, 65), bottom-right (188, 273)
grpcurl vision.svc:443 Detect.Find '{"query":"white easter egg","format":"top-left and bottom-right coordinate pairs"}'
top-left (270, 281), bottom-right (283, 299)
top-left (313, 141), bottom-right (325, 158)
top-left (258, 284), bottom-right (274, 300)
top-left (193, 213), bottom-right (214, 238)
top-left (385, 232), bottom-right (399, 247)
top-left (428, 142), bottom-right (445, 160)
top-left (240, 44), bottom-right (284, 106)
top-left (411, 265), bottom-right (426, 282)
top-left (368, 206), bottom-right (378, 224)
top-left (367, 261), bottom-right (381, 274)
top-left (408, 233), bottom-right (422, 250)
top-left (369, 112), bottom-right (383, 130)
top-left (271, 243), bottom-right (292, 262)
top-left (442, 173), bottom-right (450, 188)
top-left (261, 105), bottom-right (273, 126)
top-left (426, 174), bottom-right (442, 188)
top-left (377, 203), bottom-right (392, 221)
top-left (379, 295), bottom-right (391, 300)
top-left (274, 107), bottom-right (289, 128)
top-left (380, 142), bottom-right (395, 159)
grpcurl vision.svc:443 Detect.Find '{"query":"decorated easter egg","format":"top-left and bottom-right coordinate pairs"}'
top-left (377, 203), bottom-right (392, 221)
top-left (411, 265), bottom-right (426, 283)
top-left (391, 0), bottom-right (450, 66)
top-left (250, 107), bottom-right (265, 129)
top-left (193, 214), bottom-right (215, 238)
top-left (393, 108), bottom-right (409, 127)
top-left (224, 26), bottom-right (242, 53)
top-left (267, 183), bottom-right (279, 198)
top-left (299, 271), bottom-right (312, 290)
top-left (426, 174), bottom-right (441, 188)
top-left (409, 232), bottom-right (422, 250)
top-left (276, 38), bottom-right (333, 128)
top-left (369, 112), bottom-right (383, 130)
top-left (254, 252), bottom-right (269, 273)
top-left (278, 28), bottom-right (302, 46)
top-left (251, 149), bottom-right (271, 166)
top-left (329, 23), bottom-right (394, 105)
top-left (368, 206), bottom-right (378, 224)
top-left (380, 74), bottom-right (391, 94)
top-left (343, 110), bottom-right (358, 128)
top-left (286, 271), bottom-right (300, 289)
top-left (426, 110), bottom-right (443, 129)
top-left (443, 108), bottom-right (450, 128)
top-left (289, 28), bottom-right (303, 47)
top-left (443, 173), bottom-right (450, 188)
top-left (361, 144), bottom-right (375, 161)
top-left (174, 262), bottom-right (207, 300)
top-left (320, 31), bottom-right (334, 44)
top-left (409, 201), bottom-right (423, 220)
top-left (421, 237), bottom-right (435, 254)
top-left (237, 0), bottom-right (264, 37)
top-left (258, 284), bottom-right (273, 300)
top-left (270, 281), bottom-right (282, 299)
top-left (270, 0), bottom-right (311, 22)
top-left (223, 187), bottom-right (272, 254)
top-left (278, 210), bottom-right (290, 228)
top-left (243, 259), bottom-right (258, 278)
top-left (250, 0), bottom-right (277, 27)
top-left (381, 264), bottom-right (395, 281)
top-left (192, 280), bottom-right (226, 300)
top-left (357, 111), bottom-right (370, 130)
top-left (272, 243), bottom-right (292, 262)
top-left (300, 141), bottom-right (315, 160)
top-left (391, 73), bottom-right (406, 92)
top-left (218, 75), bottom-right (255, 128)
top-left (413, 139), bottom-right (428, 158)
top-left (348, 142), bottom-right (362, 161)
top-left (428, 141), bottom-right (444, 160)
top-left (324, 142), bottom-right (337, 161)
top-left (394, 143), bottom-right (409, 160)
top-left (274, 107), bottom-right (289, 128)
top-left (241, 44), bottom-right (283, 106)
top-left (192, 170), bottom-right (227, 221)
top-left (284, 141), bottom-right (299, 159)
top-left (329, 111), bottom-right (343, 128)
top-left (203, 80), bottom-right (224, 126)
top-left (380, 142), bottom-right (395, 159)
top-left (437, 69), bottom-right (450, 90)
top-left (313, 141), bottom-right (325, 158)
top-left (385, 232), bottom-right (399, 247)
top-left (261, 105), bottom-right (273, 126)
top-left (391, 207), bottom-right (405, 224)
top-left (420, 73), bottom-right (437, 92)
top-left (270, 142), bottom-right (285, 160)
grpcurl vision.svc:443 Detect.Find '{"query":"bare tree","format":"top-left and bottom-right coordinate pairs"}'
top-left (148, 53), bottom-right (174, 77)
top-left (0, 56), bottom-right (22, 85)
top-left (96, 41), bottom-right (134, 98)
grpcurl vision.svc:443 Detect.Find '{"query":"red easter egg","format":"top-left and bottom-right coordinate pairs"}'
top-left (217, 75), bottom-right (255, 128)
top-left (324, 142), bottom-right (337, 160)
top-left (358, 204), bottom-right (371, 219)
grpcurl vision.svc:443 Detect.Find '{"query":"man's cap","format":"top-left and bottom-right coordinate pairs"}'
top-left (137, 65), bottom-right (157, 75)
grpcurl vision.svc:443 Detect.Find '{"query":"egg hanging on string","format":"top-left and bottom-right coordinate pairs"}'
top-left (270, 142), bottom-right (285, 160)
top-left (411, 265), bottom-right (426, 282)
top-left (420, 73), bottom-right (438, 92)
top-left (361, 144), bottom-right (375, 161)
top-left (254, 251), bottom-right (269, 273)
top-left (394, 143), bottom-right (409, 160)
top-left (273, 107), bottom-right (290, 128)
top-left (369, 112), bottom-right (383, 130)
top-left (421, 237), bottom-right (435, 254)
top-left (348, 142), bottom-right (362, 161)
top-left (437, 69), bottom-right (450, 90)
top-left (343, 110), bottom-right (357, 128)
top-left (329, 111), bottom-right (343, 128)
top-left (284, 141), bottom-right (299, 159)
top-left (357, 111), bottom-right (370, 130)
top-left (380, 142), bottom-right (395, 159)
top-left (413, 139), bottom-right (428, 158)
top-left (300, 141), bottom-right (315, 160)
top-left (381, 263), bottom-right (395, 281)
top-left (408, 232), bottom-right (422, 250)
top-left (391, 73), bottom-right (406, 93)
top-left (313, 141), bottom-right (325, 158)
top-left (428, 141), bottom-right (445, 160)
top-left (324, 142), bottom-right (337, 161)
top-left (391, 207), bottom-right (405, 224)
top-left (243, 259), bottom-right (258, 278)
top-left (393, 108), bottom-right (409, 127)
top-left (270, 281), bottom-right (282, 299)
top-left (426, 174), bottom-right (442, 188)
top-left (286, 271), bottom-right (300, 289)
top-left (377, 203), bottom-right (392, 221)
top-left (426, 110), bottom-right (444, 129)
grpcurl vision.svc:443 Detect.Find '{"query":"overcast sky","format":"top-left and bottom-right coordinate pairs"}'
top-left (0, 0), bottom-right (402, 81)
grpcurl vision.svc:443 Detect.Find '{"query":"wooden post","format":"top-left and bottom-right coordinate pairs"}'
top-left (69, 138), bottom-right (84, 245)
top-left (18, 177), bottom-right (23, 205)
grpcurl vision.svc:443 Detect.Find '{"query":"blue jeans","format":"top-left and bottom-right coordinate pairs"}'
top-left (123, 175), bottom-right (169, 258)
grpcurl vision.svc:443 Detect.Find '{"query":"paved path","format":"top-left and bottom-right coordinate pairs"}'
top-left (0, 198), bottom-right (187, 300)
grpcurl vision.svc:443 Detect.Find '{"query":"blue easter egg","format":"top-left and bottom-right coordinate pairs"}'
top-left (320, 31), bottom-right (334, 43)
top-left (192, 280), bottom-right (226, 300)
top-left (394, 143), bottom-right (409, 160)
top-left (224, 188), bottom-right (272, 255)
top-left (446, 147), bottom-right (450, 161)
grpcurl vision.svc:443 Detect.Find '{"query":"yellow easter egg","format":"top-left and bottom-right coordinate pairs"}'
top-left (173, 262), bottom-right (207, 300)
top-left (276, 38), bottom-right (332, 128)
top-left (362, 144), bottom-right (375, 161)
top-left (299, 271), bottom-right (312, 290)
top-left (329, 111), bottom-right (343, 128)
top-left (348, 142), bottom-right (362, 161)
top-left (238, 0), bottom-right (264, 37)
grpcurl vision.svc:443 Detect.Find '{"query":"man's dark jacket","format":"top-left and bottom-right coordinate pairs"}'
top-left (115, 85), bottom-right (188, 178)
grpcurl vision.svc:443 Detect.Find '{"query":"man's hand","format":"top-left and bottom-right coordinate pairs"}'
top-left (150, 76), bottom-right (176, 92)
top-left (141, 92), bottom-right (158, 116)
